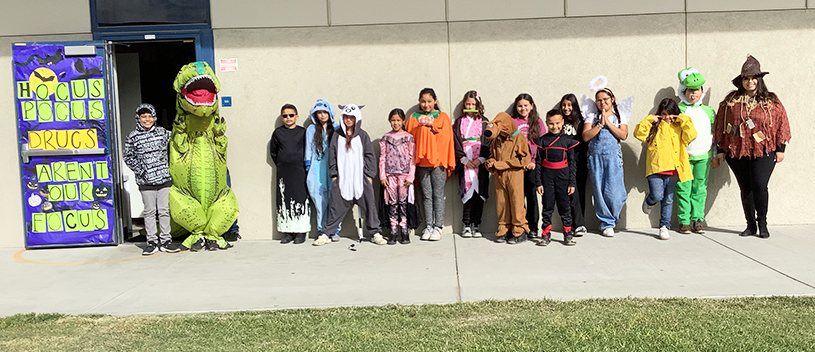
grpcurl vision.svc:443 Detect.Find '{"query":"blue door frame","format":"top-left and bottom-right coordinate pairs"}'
top-left (88, 0), bottom-right (214, 66)
top-left (93, 29), bottom-right (215, 68)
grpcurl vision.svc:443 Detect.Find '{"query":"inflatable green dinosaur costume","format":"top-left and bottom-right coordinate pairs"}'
top-left (169, 61), bottom-right (239, 250)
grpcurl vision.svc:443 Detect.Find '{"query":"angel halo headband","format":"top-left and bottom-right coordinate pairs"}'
top-left (589, 75), bottom-right (609, 92)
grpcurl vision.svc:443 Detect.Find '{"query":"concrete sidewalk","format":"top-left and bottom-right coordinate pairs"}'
top-left (1, 225), bottom-right (813, 317)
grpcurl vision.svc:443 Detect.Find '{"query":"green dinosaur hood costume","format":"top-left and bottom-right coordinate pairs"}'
top-left (169, 61), bottom-right (239, 249)
top-left (675, 67), bottom-right (713, 226)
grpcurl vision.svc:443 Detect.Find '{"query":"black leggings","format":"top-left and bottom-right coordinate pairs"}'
top-left (462, 196), bottom-right (484, 226)
top-left (524, 170), bottom-right (539, 232)
top-left (570, 148), bottom-right (588, 228)
top-left (726, 155), bottom-right (776, 228)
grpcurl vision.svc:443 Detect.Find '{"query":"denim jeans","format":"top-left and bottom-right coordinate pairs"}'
top-left (587, 128), bottom-right (627, 230)
top-left (646, 173), bottom-right (678, 228)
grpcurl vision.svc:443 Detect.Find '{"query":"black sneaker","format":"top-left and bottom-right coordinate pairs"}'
top-left (160, 241), bottom-right (181, 253)
top-left (507, 233), bottom-right (528, 245)
top-left (281, 233), bottom-right (294, 244)
top-left (205, 239), bottom-right (219, 251)
top-left (293, 233), bottom-right (306, 244)
top-left (563, 233), bottom-right (576, 246)
top-left (190, 238), bottom-right (205, 252)
top-left (142, 241), bottom-right (159, 255)
top-left (527, 231), bottom-right (538, 239)
top-left (219, 242), bottom-right (234, 250)
top-left (494, 234), bottom-right (507, 243)
top-left (536, 234), bottom-right (551, 246)
top-left (224, 231), bottom-right (241, 242)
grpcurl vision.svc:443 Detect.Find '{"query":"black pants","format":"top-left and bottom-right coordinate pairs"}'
top-left (524, 170), bottom-right (539, 232)
top-left (726, 155), bottom-right (775, 228)
top-left (462, 196), bottom-right (484, 226)
top-left (541, 167), bottom-right (573, 231)
top-left (570, 149), bottom-right (588, 228)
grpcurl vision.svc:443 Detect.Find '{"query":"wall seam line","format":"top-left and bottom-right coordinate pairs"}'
top-left (685, 0), bottom-right (688, 67)
top-left (326, 0), bottom-right (332, 26)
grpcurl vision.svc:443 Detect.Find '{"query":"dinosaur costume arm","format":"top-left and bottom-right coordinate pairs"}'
top-left (212, 116), bottom-right (228, 155)
top-left (171, 106), bottom-right (189, 155)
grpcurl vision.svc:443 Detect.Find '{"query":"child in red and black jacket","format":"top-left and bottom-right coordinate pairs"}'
top-left (534, 109), bottom-right (580, 246)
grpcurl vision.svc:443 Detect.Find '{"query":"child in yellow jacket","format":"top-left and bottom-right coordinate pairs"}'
top-left (634, 98), bottom-right (697, 240)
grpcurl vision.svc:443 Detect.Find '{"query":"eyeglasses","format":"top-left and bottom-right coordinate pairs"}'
top-left (282, 114), bottom-right (296, 118)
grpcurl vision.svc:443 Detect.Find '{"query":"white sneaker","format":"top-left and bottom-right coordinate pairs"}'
top-left (421, 227), bottom-right (433, 241)
top-left (371, 233), bottom-right (388, 245)
top-left (658, 226), bottom-right (670, 240)
top-left (642, 196), bottom-right (654, 215)
top-left (601, 228), bottom-right (615, 237)
top-left (575, 226), bottom-right (587, 236)
top-left (429, 227), bottom-right (442, 241)
top-left (472, 226), bottom-right (483, 238)
top-left (461, 226), bottom-right (473, 238)
top-left (312, 235), bottom-right (331, 246)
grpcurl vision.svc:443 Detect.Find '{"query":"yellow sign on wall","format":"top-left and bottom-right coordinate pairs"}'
top-left (27, 129), bottom-right (98, 150)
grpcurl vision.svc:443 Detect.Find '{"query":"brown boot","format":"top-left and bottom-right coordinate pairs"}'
top-left (679, 224), bottom-right (691, 234)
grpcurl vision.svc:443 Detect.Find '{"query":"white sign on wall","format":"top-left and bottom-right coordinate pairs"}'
top-left (219, 58), bottom-right (238, 72)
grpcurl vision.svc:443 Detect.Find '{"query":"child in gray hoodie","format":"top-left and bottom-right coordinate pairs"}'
top-left (124, 104), bottom-right (179, 255)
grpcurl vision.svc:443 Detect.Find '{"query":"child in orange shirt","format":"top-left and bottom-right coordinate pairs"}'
top-left (405, 88), bottom-right (456, 241)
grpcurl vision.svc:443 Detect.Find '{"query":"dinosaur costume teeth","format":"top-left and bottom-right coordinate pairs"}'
top-left (180, 75), bottom-right (217, 106)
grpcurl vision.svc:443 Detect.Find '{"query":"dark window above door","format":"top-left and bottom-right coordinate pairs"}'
top-left (94, 0), bottom-right (210, 27)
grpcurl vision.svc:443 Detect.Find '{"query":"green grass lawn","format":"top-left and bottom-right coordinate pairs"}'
top-left (1, 297), bottom-right (814, 351)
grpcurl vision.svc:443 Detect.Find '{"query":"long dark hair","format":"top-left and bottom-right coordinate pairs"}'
top-left (460, 90), bottom-right (485, 118)
top-left (559, 93), bottom-right (583, 128)
top-left (595, 88), bottom-right (621, 125)
top-left (419, 87), bottom-right (440, 111)
top-left (343, 115), bottom-right (355, 151)
top-left (725, 75), bottom-right (779, 103)
top-left (312, 111), bottom-right (334, 158)
top-left (647, 98), bottom-right (681, 144)
top-left (512, 93), bottom-right (541, 139)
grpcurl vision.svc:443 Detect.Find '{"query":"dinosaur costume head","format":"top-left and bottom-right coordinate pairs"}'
top-left (173, 61), bottom-right (220, 117)
top-left (484, 112), bottom-right (519, 139)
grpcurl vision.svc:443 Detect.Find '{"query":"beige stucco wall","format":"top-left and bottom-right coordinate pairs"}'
top-left (0, 0), bottom-right (90, 36)
top-left (1, 4), bottom-right (813, 247)
top-left (214, 9), bottom-right (814, 241)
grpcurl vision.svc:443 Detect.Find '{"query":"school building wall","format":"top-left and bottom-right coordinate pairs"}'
top-left (1, 1), bottom-right (813, 247)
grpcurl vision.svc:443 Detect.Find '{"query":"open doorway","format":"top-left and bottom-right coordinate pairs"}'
top-left (113, 40), bottom-right (196, 241)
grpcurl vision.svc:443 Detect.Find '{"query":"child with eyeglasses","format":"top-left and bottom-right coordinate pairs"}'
top-left (270, 104), bottom-right (310, 244)
top-left (581, 88), bottom-right (631, 237)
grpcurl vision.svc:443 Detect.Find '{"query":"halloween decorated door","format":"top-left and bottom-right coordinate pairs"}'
top-left (13, 42), bottom-right (121, 248)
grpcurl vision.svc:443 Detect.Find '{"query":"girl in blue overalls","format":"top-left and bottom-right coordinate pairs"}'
top-left (581, 88), bottom-right (630, 237)
top-left (305, 99), bottom-right (342, 242)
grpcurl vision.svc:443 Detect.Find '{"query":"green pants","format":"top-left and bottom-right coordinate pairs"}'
top-left (675, 158), bottom-right (710, 224)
